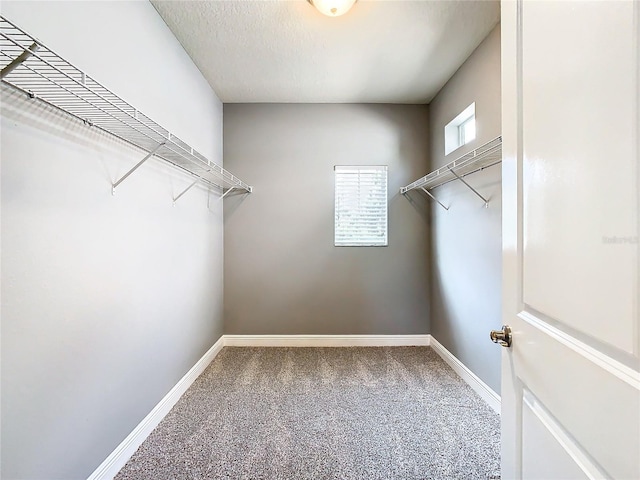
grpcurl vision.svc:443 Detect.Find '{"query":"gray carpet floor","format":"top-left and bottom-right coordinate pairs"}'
top-left (115, 347), bottom-right (500, 479)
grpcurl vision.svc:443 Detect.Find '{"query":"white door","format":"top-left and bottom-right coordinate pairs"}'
top-left (500, 1), bottom-right (639, 479)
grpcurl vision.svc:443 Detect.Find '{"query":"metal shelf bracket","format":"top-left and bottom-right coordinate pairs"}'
top-left (447, 166), bottom-right (489, 208)
top-left (173, 180), bottom-right (198, 205)
top-left (112, 142), bottom-right (165, 195)
top-left (220, 186), bottom-right (235, 200)
top-left (0, 41), bottom-right (37, 79)
top-left (420, 187), bottom-right (449, 211)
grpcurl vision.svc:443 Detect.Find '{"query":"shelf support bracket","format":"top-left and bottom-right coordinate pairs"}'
top-left (112, 142), bottom-right (165, 195)
top-left (1, 42), bottom-right (39, 80)
top-left (447, 167), bottom-right (489, 207)
top-left (173, 180), bottom-right (198, 205)
top-left (220, 187), bottom-right (235, 200)
top-left (420, 187), bottom-right (449, 211)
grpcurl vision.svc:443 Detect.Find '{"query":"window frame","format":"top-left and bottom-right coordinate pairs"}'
top-left (445, 102), bottom-right (476, 155)
top-left (334, 165), bottom-right (388, 247)
top-left (458, 114), bottom-right (476, 146)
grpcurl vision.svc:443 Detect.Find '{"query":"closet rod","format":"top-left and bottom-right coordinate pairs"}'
top-left (400, 136), bottom-right (502, 209)
top-left (0, 15), bottom-right (252, 198)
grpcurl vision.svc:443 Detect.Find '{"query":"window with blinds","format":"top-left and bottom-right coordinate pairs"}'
top-left (334, 165), bottom-right (388, 247)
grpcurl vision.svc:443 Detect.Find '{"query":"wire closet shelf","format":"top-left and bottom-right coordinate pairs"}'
top-left (0, 15), bottom-right (252, 197)
top-left (400, 136), bottom-right (502, 209)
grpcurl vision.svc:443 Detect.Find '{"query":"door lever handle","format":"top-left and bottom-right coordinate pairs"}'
top-left (490, 325), bottom-right (512, 348)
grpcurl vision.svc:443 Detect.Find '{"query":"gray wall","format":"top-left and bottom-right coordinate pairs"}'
top-left (427, 25), bottom-right (502, 394)
top-left (1, 2), bottom-right (225, 479)
top-left (224, 104), bottom-right (430, 335)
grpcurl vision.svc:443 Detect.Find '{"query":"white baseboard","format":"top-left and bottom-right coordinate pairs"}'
top-left (88, 333), bottom-right (498, 480)
top-left (87, 336), bottom-right (225, 480)
top-left (430, 336), bottom-right (501, 414)
top-left (223, 334), bottom-right (431, 348)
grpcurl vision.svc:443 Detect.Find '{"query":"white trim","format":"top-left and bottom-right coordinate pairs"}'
top-left (223, 334), bottom-right (431, 348)
top-left (519, 310), bottom-right (640, 390)
top-left (430, 336), bottom-right (501, 414)
top-left (523, 389), bottom-right (608, 479)
top-left (87, 336), bottom-right (225, 480)
top-left (88, 333), bottom-right (500, 480)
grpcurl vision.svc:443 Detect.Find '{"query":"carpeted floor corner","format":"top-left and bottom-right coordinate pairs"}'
top-left (115, 347), bottom-right (500, 479)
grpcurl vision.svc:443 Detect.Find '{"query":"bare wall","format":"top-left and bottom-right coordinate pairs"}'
top-left (224, 104), bottom-right (430, 335)
top-left (1, 2), bottom-right (224, 478)
top-left (427, 25), bottom-right (502, 394)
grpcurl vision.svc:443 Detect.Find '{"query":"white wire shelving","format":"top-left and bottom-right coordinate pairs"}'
top-left (400, 136), bottom-right (502, 209)
top-left (0, 15), bottom-right (252, 201)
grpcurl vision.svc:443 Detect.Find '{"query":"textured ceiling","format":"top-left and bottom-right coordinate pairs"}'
top-left (150, 0), bottom-right (500, 104)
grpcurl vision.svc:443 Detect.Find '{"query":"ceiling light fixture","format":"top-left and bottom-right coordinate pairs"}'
top-left (308, 0), bottom-right (357, 17)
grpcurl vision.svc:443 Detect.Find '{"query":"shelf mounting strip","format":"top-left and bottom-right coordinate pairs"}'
top-left (0, 15), bottom-right (252, 201)
top-left (400, 136), bottom-right (502, 209)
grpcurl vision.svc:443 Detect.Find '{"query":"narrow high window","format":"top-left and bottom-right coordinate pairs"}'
top-left (334, 165), bottom-right (388, 247)
top-left (445, 103), bottom-right (476, 155)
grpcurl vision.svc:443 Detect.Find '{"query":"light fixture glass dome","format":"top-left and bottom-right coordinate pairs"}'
top-left (309, 0), bottom-right (357, 17)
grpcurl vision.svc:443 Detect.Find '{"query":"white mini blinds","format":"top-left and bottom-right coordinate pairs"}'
top-left (334, 166), bottom-right (388, 247)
